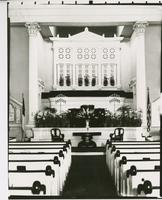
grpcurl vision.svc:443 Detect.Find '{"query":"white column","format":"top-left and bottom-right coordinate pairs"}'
top-left (52, 41), bottom-right (57, 89)
top-left (117, 47), bottom-right (121, 88)
top-left (72, 63), bottom-right (76, 87)
top-left (25, 22), bottom-right (40, 124)
top-left (52, 26), bottom-right (57, 89)
top-left (98, 64), bottom-right (102, 87)
top-left (133, 21), bottom-right (148, 128)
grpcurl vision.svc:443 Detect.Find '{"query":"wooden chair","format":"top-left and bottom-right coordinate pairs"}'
top-left (110, 128), bottom-right (124, 142)
top-left (50, 128), bottom-right (64, 142)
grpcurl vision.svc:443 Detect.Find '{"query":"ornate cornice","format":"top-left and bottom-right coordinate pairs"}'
top-left (25, 22), bottom-right (40, 36)
top-left (133, 21), bottom-right (149, 35)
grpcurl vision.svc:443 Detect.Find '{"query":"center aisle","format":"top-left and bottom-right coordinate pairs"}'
top-left (62, 152), bottom-right (118, 198)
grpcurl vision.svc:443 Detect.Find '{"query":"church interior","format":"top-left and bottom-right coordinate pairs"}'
top-left (5, 0), bottom-right (162, 199)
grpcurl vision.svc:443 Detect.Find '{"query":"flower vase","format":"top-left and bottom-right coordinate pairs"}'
top-left (86, 119), bottom-right (89, 131)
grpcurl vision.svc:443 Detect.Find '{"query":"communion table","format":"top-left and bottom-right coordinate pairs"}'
top-left (73, 132), bottom-right (101, 147)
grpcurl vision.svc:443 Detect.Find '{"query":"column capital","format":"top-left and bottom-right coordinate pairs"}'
top-left (25, 22), bottom-right (40, 36)
top-left (133, 21), bottom-right (149, 35)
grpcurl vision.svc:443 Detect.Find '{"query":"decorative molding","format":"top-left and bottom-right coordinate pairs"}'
top-left (10, 96), bottom-right (22, 107)
top-left (133, 21), bottom-right (149, 35)
top-left (25, 22), bottom-right (40, 36)
top-left (9, 5), bottom-right (162, 25)
top-left (52, 27), bottom-right (123, 41)
top-left (9, 96), bottom-right (22, 124)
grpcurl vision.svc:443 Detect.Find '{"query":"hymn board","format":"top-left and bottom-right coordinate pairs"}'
top-left (51, 28), bottom-right (123, 90)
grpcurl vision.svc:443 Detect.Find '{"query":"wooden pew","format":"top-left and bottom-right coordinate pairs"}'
top-left (106, 141), bottom-right (159, 161)
top-left (107, 145), bottom-right (160, 177)
top-left (9, 166), bottom-right (57, 195)
top-left (106, 141), bottom-right (159, 156)
top-left (9, 180), bottom-right (46, 196)
top-left (9, 150), bottom-right (68, 192)
top-left (9, 141), bottom-right (71, 155)
top-left (9, 156), bottom-right (61, 195)
top-left (105, 144), bottom-right (160, 193)
top-left (9, 149), bottom-right (70, 173)
top-left (106, 140), bottom-right (160, 146)
top-left (113, 149), bottom-right (159, 185)
top-left (126, 166), bottom-right (160, 197)
top-left (8, 141), bottom-right (72, 197)
top-left (9, 140), bottom-right (71, 147)
top-left (119, 157), bottom-right (160, 196)
top-left (137, 179), bottom-right (160, 197)
top-left (105, 140), bottom-right (160, 198)
top-left (106, 141), bottom-right (159, 170)
top-left (9, 141), bottom-right (71, 168)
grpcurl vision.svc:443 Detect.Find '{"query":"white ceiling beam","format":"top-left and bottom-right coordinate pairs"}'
top-left (8, 5), bottom-right (162, 25)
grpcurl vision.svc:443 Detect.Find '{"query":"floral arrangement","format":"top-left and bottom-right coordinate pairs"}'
top-left (34, 105), bottom-right (142, 128)
top-left (77, 105), bottom-right (95, 120)
top-left (104, 106), bottom-right (142, 127)
top-left (35, 107), bottom-right (70, 127)
top-left (90, 108), bottom-right (106, 127)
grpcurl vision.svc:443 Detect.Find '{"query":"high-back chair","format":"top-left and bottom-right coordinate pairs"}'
top-left (50, 128), bottom-right (64, 142)
top-left (110, 128), bottom-right (124, 141)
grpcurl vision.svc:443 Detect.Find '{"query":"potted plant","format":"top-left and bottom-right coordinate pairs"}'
top-left (103, 76), bottom-right (108, 86)
top-left (110, 76), bottom-right (115, 86)
top-left (92, 76), bottom-right (96, 86)
top-left (59, 75), bottom-right (64, 86)
top-left (66, 75), bottom-right (71, 86)
top-left (78, 76), bottom-right (83, 86)
top-left (84, 75), bottom-right (89, 86)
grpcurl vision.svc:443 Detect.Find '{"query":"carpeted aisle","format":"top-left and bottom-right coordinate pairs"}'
top-left (62, 154), bottom-right (118, 198)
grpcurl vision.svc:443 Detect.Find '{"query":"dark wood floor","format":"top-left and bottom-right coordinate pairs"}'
top-left (62, 154), bottom-right (118, 199)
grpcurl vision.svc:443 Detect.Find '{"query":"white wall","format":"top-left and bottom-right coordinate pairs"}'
top-left (120, 41), bottom-right (133, 91)
top-left (10, 26), bottom-right (29, 122)
top-left (37, 33), bottom-right (53, 91)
